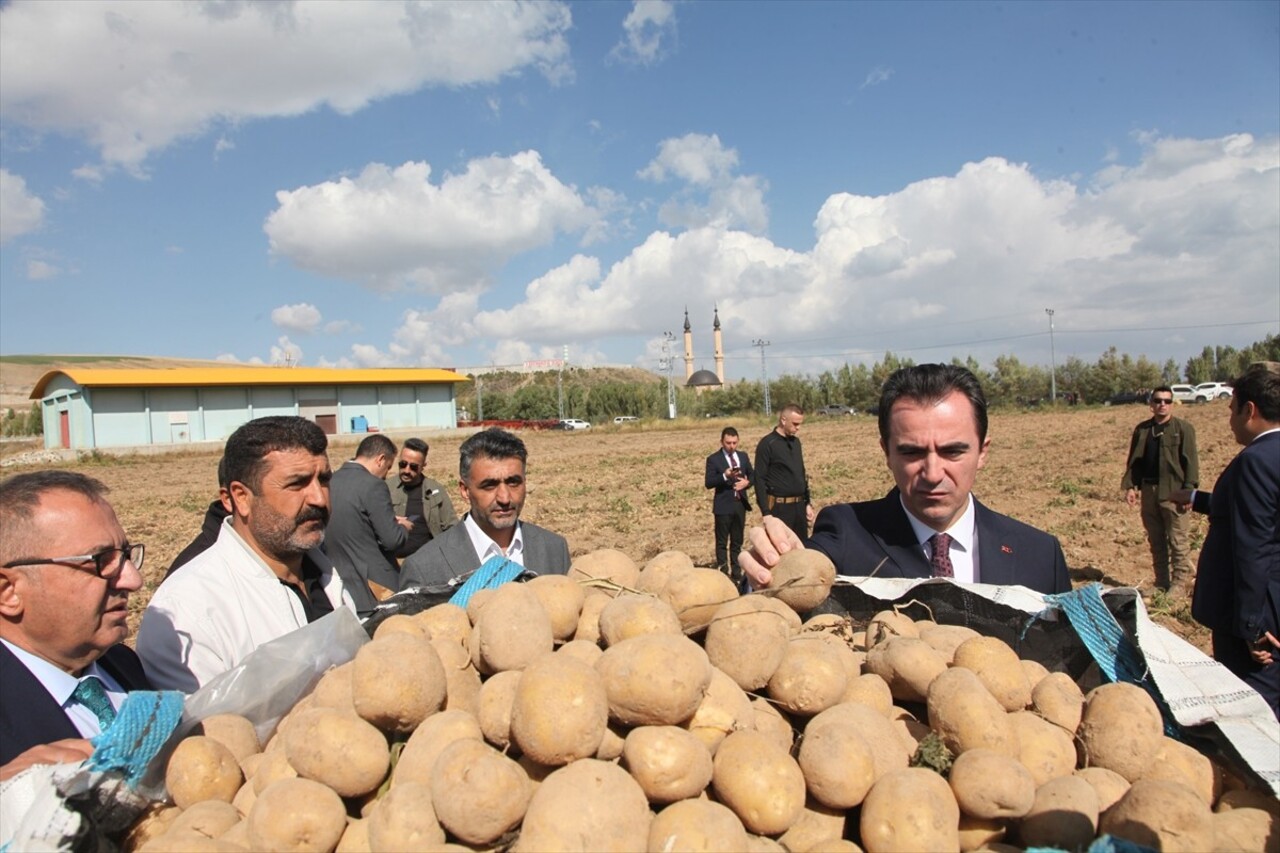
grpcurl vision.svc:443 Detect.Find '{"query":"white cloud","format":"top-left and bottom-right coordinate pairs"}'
top-left (270, 302), bottom-right (323, 334)
top-left (610, 0), bottom-right (677, 66)
top-left (0, 0), bottom-right (573, 174)
top-left (860, 66), bottom-right (893, 90)
top-left (639, 133), bottom-right (769, 233)
top-left (26, 259), bottom-right (60, 279)
top-left (270, 336), bottom-right (303, 366)
top-left (0, 169), bottom-right (46, 243)
top-left (323, 319), bottom-right (357, 335)
top-left (265, 152), bottom-right (604, 292)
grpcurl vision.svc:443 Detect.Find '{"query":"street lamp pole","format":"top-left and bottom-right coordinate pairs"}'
top-left (661, 332), bottom-right (677, 419)
top-left (1045, 308), bottom-right (1057, 405)
top-left (754, 339), bottom-right (772, 416)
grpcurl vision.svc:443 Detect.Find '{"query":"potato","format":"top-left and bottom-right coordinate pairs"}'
top-left (1009, 711), bottom-right (1076, 786)
top-left (1077, 682), bottom-right (1163, 781)
top-left (1217, 788), bottom-right (1280, 817)
top-left (526, 573), bottom-right (586, 641)
top-left (555, 637), bottom-right (604, 665)
top-left (1020, 658), bottom-right (1051, 689)
top-left (751, 696), bottom-right (796, 755)
top-left (465, 587), bottom-right (495, 623)
top-left (365, 781), bottom-right (446, 852)
top-left (712, 730), bottom-right (806, 836)
top-left (413, 602), bottom-right (471, 647)
top-left (470, 582), bottom-right (555, 673)
top-left (372, 613), bottom-right (429, 641)
top-left (196, 714), bottom-right (261, 763)
top-left (139, 830), bottom-right (242, 852)
top-left (431, 739), bottom-right (531, 844)
top-left (442, 662), bottom-right (481, 716)
top-left (917, 622), bottom-right (980, 663)
top-left (1017, 775), bottom-right (1098, 850)
top-left (1030, 671), bottom-right (1084, 732)
top-left (777, 800), bottom-right (847, 853)
top-left (1212, 807), bottom-right (1279, 853)
top-left (124, 804), bottom-right (183, 851)
top-left (659, 567), bottom-right (740, 633)
top-left (352, 632), bottom-right (447, 733)
top-left (767, 549), bottom-right (836, 613)
top-left (767, 636), bottom-right (849, 716)
top-left (167, 735), bottom-right (244, 809)
top-left (703, 594), bottom-right (794, 690)
top-left (169, 800), bottom-right (242, 840)
top-left (596, 721), bottom-right (627, 761)
top-left (514, 759), bottom-right (651, 852)
top-left (637, 551), bottom-right (696, 593)
top-left (569, 548), bottom-right (640, 591)
top-left (596, 632), bottom-right (712, 726)
top-left (232, 779), bottom-right (255, 817)
top-left (283, 707), bottom-right (389, 798)
top-left (865, 637), bottom-right (948, 704)
top-left (807, 702), bottom-right (909, 782)
top-left (648, 799), bottom-right (749, 852)
top-left (952, 636), bottom-right (1031, 712)
top-left (859, 768), bottom-right (960, 853)
top-left (598, 592), bottom-right (683, 645)
top-left (890, 709), bottom-right (932, 755)
top-left (220, 820), bottom-right (250, 848)
top-left (683, 667), bottom-right (754, 753)
top-left (805, 629), bottom-right (864, 687)
top-left (957, 815), bottom-right (1006, 852)
top-left (865, 610), bottom-right (918, 648)
top-left (393, 708), bottom-right (483, 787)
top-left (574, 591), bottom-right (612, 645)
top-left (622, 725), bottom-right (714, 803)
top-left (797, 710), bottom-right (877, 808)
top-left (841, 673), bottom-right (894, 717)
top-left (335, 818), bottom-right (371, 853)
top-left (1140, 735), bottom-right (1217, 805)
top-left (1073, 766), bottom-right (1131, 812)
top-left (475, 669), bottom-right (522, 750)
top-left (510, 653), bottom-right (609, 765)
top-left (310, 662), bottom-right (355, 713)
top-left (1100, 778), bottom-right (1214, 852)
top-left (251, 748), bottom-right (297, 794)
top-left (946, 748), bottom-right (1035, 819)
top-left (926, 666), bottom-right (1019, 759)
top-left (745, 835), bottom-right (789, 853)
top-left (247, 778), bottom-right (346, 853)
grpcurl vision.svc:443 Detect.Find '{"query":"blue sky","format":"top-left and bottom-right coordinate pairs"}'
top-left (1, 0), bottom-right (1277, 380)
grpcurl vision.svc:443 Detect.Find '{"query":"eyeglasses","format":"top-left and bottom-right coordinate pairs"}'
top-left (2, 543), bottom-right (145, 581)
top-left (398, 461), bottom-right (422, 472)
top-left (1151, 398), bottom-right (1173, 405)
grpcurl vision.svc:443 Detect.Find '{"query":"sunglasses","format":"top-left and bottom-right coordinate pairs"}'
top-left (398, 461), bottom-right (422, 472)
top-left (1151, 398), bottom-right (1173, 405)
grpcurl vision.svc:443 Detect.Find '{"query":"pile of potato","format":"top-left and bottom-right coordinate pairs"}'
top-left (126, 547), bottom-right (1279, 852)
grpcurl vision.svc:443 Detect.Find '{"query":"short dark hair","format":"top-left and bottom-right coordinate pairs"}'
top-left (355, 433), bottom-right (396, 461)
top-left (720, 427), bottom-right (739, 441)
top-left (1152, 385), bottom-right (1173, 397)
top-left (223, 416), bottom-right (328, 493)
top-left (878, 363), bottom-right (989, 444)
top-left (1230, 362), bottom-right (1280, 423)
top-left (0, 471), bottom-right (110, 564)
top-left (402, 437), bottom-right (429, 456)
top-left (779, 403), bottom-right (804, 418)
top-left (459, 428), bottom-right (527, 481)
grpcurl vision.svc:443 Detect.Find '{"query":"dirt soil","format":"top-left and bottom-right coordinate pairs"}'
top-left (0, 401), bottom-right (1237, 653)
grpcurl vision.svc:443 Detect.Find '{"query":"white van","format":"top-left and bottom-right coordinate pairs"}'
top-left (613, 416), bottom-right (639, 425)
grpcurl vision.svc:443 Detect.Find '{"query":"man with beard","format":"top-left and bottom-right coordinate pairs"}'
top-left (389, 437), bottom-right (457, 560)
top-left (137, 417), bottom-right (356, 692)
top-left (399, 428), bottom-right (570, 589)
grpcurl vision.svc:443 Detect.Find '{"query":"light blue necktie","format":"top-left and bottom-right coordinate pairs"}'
top-left (71, 676), bottom-right (117, 730)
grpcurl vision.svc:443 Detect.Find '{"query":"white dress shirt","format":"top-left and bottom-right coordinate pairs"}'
top-left (900, 494), bottom-right (980, 583)
top-left (463, 514), bottom-right (526, 566)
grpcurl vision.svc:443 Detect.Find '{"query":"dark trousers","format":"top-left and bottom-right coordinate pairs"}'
top-left (714, 503), bottom-right (747, 576)
top-left (1213, 629), bottom-right (1280, 720)
top-left (770, 501), bottom-right (808, 543)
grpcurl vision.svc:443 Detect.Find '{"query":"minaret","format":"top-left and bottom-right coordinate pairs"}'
top-left (683, 307), bottom-right (694, 381)
top-left (713, 306), bottom-right (724, 384)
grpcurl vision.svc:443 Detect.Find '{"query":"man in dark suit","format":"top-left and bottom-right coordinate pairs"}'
top-left (741, 364), bottom-right (1070, 596)
top-left (706, 426), bottom-right (753, 582)
top-left (399, 428), bottom-right (570, 589)
top-left (324, 433), bottom-right (411, 614)
top-left (1174, 362), bottom-right (1280, 717)
top-left (0, 471), bottom-right (151, 779)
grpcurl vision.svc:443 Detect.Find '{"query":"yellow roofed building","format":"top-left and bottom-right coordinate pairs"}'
top-left (30, 366), bottom-right (469, 450)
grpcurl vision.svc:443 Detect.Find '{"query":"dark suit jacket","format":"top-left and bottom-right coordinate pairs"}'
top-left (807, 489), bottom-right (1071, 595)
top-left (705, 448), bottom-right (754, 515)
top-left (0, 642), bottom-right (151, 766)
top-left (1191, 432), bottom-right (1280, 641)
top-left (398, 518), bottom-right (572, 590)
top-left (323, 461), bottom-right (408, 613)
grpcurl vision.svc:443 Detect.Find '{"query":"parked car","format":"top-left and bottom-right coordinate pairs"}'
top-left (1103, 390), bottom-right (1150, 406)
top-left (612, 416), bottom-right (639, 425)
top-left (1193, 382), bottom-right (1232, 403)
top-left (816, 404), bottom-right (856, 416)
top-left (1170, 384), bottom-right (1197, 403)
top-left (556, 418), bottom-right (592, 430)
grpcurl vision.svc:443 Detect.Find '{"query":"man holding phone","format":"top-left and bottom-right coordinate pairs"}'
top-left (391, 437), bottom-right (458, 560)
top-left (706, 427), bottom-right (753, 584)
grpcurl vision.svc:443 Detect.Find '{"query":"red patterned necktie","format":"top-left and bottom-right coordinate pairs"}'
top-left (929, 532), bottom-right (954, 578)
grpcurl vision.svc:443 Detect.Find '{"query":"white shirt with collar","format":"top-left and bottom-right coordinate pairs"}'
top-left (900, 494), bottom-right (980, 583)
top-left (136, 517), bottom-right (356, 693)
top-left (1, 638), bottom-right (124, 738)
top-left (463, 514), bottom-right (525, 567)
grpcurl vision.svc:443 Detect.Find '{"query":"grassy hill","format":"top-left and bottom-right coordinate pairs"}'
top-left (0, 355), bottom-right (244, 408)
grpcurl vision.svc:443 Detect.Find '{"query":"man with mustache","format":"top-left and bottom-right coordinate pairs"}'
top-left (137, 416), bottom-right (356, 692)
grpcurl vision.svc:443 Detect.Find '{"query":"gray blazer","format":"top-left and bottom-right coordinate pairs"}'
top-left (398, 518), bottom-right (571, 590)
top-left (323, 461), bottom-right (407, 613)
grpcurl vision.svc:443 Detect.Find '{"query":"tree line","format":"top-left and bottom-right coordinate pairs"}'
top-left (456, 334), bottom-right (1280, 422)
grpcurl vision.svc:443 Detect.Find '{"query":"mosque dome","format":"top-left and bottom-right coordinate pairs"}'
top-left (687, 369), bottom-right (722, 388)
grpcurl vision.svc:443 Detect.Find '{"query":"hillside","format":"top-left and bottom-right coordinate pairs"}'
top-left (0, 355), bottom-right (258, 409)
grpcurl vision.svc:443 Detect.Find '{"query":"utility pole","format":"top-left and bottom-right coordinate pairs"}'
top-left (1045, 308), bottom-right (1057, 405)
top-left (754, 339), bottom-right (772, 416)
top-left (661, 332), bottom-right (677, 419)
top-left (476, 376), bottom-right (484, 421)
top-left (557, 344), bottom-right (567, 420)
